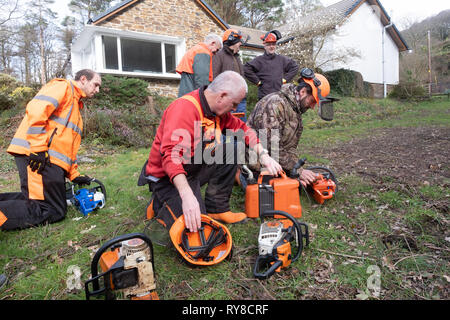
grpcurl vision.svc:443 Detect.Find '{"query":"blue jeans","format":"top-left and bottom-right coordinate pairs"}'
top-left (231, 97), bottom-right (247, 122)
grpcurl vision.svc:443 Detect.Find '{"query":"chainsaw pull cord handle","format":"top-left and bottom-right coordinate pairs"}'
top-left (88, 233), bottom-right (154, 293)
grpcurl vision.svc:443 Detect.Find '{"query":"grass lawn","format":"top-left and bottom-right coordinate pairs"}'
top-left (0, 96), bottom-right (448, 300)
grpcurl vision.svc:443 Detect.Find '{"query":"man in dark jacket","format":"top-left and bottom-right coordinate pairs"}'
top-left (244, 30), bottom-right (299, 101)
top-left (212, 29), bottom-right (247, 121)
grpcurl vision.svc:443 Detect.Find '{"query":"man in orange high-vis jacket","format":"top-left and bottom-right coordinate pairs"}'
top-left (0, 69), bottom-right (101, 231)
top-left (176, 34), bottom-right (222, 97)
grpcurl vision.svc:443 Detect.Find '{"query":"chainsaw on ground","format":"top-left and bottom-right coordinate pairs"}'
top-left (292, 158), bottom-right (338, 205)
top-left (253, 210), bottom-right (309, 279)
top-left (85, 233), bottom-right (159, 300)
top-left (66, 178), bottom-right (107, 216)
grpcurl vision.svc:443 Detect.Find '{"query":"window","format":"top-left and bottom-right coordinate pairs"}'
top-left (102, 36), bottom-right (118, 70)
top-left (101, 35), bottom-right (178, 76)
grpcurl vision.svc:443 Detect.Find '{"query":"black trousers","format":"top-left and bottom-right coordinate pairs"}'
top-left (0, 155), bottom-right (67, 231)
top-left (151, 161), bottom-right (238, 230)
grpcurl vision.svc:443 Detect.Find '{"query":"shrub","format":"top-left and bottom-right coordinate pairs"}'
top-left (389, 82), bottom-right (426, 99)
top-left (86, 74), bottom-right (150, 110)
top-left (324, 69), bottom-right (371, 98)
top-left (0, 74), bottom-right (37, 110)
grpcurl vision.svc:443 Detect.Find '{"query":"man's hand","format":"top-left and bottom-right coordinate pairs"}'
top-left (173, 174), bottom-right (201, 232)
top-left (260, 153), bottom-right (282, 176)
top-left (180, 191), bottom-right (201, 233)
top-left (298, 169), bottom-right (317, 187)
top-left (72, 175), bottom-right (92, 185)
top-left (29, 151), bottom-right (49, 174)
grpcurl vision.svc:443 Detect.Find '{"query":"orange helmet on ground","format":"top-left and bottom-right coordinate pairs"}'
top-left (222, 29), bottom-right (243, 46)
top-left (169, 214), bottom-right (233, 266)
top-left (298, 68), bottom-right (330, 106)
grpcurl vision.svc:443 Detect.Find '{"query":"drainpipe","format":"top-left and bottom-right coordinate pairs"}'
top-left (382, 22), bottom-right (393, 98)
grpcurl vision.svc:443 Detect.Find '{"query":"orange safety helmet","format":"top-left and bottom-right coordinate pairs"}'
top-left (222, 29), bottom-right (243, 45)
top-left (169, 214), bottom-right (233, 266)
top-left (261, 30), bottom-right (282, 43)
top-left (298, 68), bottom-right (330, 107)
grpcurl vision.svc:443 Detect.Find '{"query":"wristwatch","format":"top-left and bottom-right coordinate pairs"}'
top-left (258, 148), bottom-right (269, 158)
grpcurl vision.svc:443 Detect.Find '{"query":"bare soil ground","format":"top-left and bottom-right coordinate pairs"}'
top-left (320, 126), bottom-right (450, 189)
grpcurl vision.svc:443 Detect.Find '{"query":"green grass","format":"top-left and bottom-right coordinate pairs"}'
top-left (0, 96), bottom-right (449, 300)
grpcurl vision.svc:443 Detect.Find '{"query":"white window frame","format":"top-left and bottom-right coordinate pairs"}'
top-left (93, 26), bottom-right (184, 80)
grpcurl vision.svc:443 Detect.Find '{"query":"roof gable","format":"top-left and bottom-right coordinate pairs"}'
top-left (88, 0), bottom-right (230, 30)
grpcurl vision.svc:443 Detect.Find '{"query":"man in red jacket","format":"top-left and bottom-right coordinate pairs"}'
top-left (140, 71), bottom-right (282, 232)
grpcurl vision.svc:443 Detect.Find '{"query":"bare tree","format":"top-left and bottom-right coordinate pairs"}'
top-left (278, 9), bottom-right (360, 69)
top-left (0, 0), bottom-right (20, 27)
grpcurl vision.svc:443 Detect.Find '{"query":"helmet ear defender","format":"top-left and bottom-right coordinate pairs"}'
top-left (298, 68), bottom-right (335, 121)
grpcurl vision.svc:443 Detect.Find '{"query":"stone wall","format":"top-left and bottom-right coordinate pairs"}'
top-left (369, 83), bottom-right (395, 99)
top-left (97, 0), bottom-right (224, 97)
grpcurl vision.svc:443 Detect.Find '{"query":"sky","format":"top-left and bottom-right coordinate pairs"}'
top-left (46, 0), bottom-right (450, 30)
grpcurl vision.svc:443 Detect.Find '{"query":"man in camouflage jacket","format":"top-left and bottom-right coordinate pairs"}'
top-left (246, 83), bottom-right (318, 187)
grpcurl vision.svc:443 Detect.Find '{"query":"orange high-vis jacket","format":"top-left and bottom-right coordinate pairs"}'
top-left (7, 79), bottom-right (86, 181)
top-left (176, 43), bottom-right (214, 81)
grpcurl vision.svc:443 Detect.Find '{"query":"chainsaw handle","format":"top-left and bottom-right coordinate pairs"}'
top-left (260, 210), bottom-right (308, 263)
top-left (257, 170), bottom-right (288, 184)
top-left (253, 255), bottom-right (283, 280)
top-left (89, 233), bottom-right (154, 293)
top-left (90, 178), bottom-right (107, 201)
top-left (290, 158), bottom-right (307, 178)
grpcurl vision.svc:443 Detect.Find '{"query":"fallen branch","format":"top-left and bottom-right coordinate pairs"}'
top-left (312, 248), bottom-right (376, 262)
top-left (393, 254), bottom-right (435, 267)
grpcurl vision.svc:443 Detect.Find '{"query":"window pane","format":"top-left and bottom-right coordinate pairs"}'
top-left (165, 44), bottom-right (176, 74)
top-left (103, 36), bottom-right (118, 70)
top-left (121, 38), bottom-right (162, 73)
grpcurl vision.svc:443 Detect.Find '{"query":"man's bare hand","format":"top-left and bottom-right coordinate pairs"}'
top-left (299, 169), bottom-right (317, 187)
top-left (173, 174), bottom-right (201, 232)
top-left (180, 192), bottom-right (201, 233)
top-left (260, 153), bottom-right (283, 176)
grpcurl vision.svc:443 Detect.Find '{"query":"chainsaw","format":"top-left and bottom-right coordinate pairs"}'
top-left (85, 233), bottom-right (159, 300)
top-left (253, 210), bottom-right (309, 279)
top-left (291, 158), bottom-right (338, 205)
top-left (66, 178), bottom-right (107, 216)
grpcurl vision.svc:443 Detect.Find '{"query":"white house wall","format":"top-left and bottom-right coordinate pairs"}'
top-left (319, 2), bottom-right (399, 85)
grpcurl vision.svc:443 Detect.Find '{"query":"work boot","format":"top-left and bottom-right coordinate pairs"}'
top-left (0, 274), bottom-right (7, 290)
top-left (146, 198), bottom-right (155, 220)
top-left (207, 211), bottom-right (247, 224)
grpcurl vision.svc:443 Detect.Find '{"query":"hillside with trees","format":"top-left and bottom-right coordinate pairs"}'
top-left (400, 10), bottom-right (450, 94)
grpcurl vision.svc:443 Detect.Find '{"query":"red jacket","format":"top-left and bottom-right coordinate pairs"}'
top-left (146, 87), bottom-right (259, 182)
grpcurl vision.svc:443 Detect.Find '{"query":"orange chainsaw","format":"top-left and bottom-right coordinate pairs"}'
top-left (291, 158), bottom-right (338, 205)
top-left (253, 210), bottom-right (309, 279)
top-left (85, 233), bottom-right (159, 300)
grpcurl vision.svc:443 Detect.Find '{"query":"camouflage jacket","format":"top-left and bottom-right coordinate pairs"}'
top-left (247, 83), bottom-right (303, 172)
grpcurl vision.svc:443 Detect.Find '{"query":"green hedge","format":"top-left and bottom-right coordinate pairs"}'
top-left (323, 69), bottom-right (372, 98)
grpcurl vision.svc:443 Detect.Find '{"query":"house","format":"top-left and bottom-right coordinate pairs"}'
top-left (71, 0), bottom-right (230, 98)
top-left (233, 0), bottom-right (410, 98)
top-left (307, 0), bottom-right (410, 97)
top-left (71, 0), bottom-right (409, 99)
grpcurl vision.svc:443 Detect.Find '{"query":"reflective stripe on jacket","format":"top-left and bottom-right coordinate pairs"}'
top-left (7, 79), bottom-right (86, 181)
